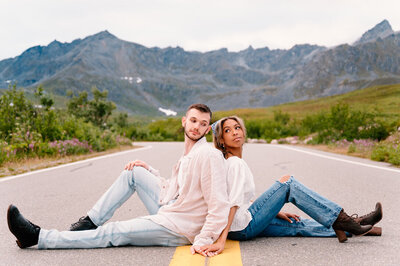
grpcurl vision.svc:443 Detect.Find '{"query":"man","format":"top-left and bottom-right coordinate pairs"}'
top-left (7, 103), bottom-right (230, 255)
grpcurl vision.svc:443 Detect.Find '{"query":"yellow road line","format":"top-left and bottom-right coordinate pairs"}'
top-left (209, 240), bottom-right (242, 266)
top-left (169, 245), bottom-right (205, 266)
top-left (169, 240), bottom-right (242, 266)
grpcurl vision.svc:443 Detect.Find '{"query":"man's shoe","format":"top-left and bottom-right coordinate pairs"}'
top-left (352, 202), bottom-right (383, 226)
top-left (7, 205), bottom-right (40, 248)
top-left (332, 209), bottom-right (372, 243)
top-left (70, 216), bottom-right (97, 231)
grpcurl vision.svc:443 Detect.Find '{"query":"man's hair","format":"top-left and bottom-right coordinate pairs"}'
top-left (186, 103), bottom-right (212, 121)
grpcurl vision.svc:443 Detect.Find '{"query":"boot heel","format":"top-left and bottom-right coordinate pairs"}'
top-left (366, 226), bottom-right (382, 236)
top-left (334, 229), bottom-right (348, 243)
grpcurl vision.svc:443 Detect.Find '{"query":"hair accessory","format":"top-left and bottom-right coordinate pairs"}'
top-left (211, 120), bottom-right (220, 135)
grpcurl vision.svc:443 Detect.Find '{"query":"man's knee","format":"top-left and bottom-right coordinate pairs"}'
top-left (279, 175), bottom-right (291, 183)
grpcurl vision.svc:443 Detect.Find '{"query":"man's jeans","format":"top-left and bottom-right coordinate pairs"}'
top-left (228, 176), bottom-right (342, 240)
top-left (38, 167), bottom-right (190, 249)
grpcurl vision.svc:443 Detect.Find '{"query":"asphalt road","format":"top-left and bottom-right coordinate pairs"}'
top-left (1, 142), bottom-right (399, 266)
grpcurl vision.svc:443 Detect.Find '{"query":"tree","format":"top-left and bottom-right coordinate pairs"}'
top-left (67, 87), bottom-right (116, 128)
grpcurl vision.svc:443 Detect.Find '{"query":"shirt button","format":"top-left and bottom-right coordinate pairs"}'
top-left (162, 186), bottom-right (166, 188)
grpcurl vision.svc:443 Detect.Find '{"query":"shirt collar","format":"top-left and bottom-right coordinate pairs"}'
top-left (183, 136), bottom-right (207, 158)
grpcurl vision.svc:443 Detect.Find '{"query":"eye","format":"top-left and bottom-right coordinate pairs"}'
top-left (235, 125), bottom-right (241, 130)
top-left (201, 122), bottom-right (207, 127)
top-left (224, 128), bottom-right (230, 133)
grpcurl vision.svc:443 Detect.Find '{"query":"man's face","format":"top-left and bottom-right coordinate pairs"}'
top-left (182, 108), bottom-right (211, 141)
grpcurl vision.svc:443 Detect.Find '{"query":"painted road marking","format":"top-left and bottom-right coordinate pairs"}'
top-left (208, 240), bottom-right (242, 266)
top-left (276, 144), bottom-right (400, 174)
top-left (169, 240), bottom-right (242, 266)
top-left (0, 145), bottom-right (153, 183)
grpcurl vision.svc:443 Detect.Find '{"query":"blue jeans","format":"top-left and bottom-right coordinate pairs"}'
top-left (228, 176), bottom-right (342, 241)
top-left (38, 167), bottom-right (190, 249)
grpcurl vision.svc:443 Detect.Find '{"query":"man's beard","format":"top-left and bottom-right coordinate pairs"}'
top-left (184, 127), bottom-right (207, 142)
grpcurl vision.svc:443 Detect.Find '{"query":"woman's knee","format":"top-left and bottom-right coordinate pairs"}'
top-left (279, 175), bottom-right (291, 183)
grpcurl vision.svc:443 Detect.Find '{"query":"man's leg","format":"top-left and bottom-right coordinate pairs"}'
top-left (87, 167), bottom-right (161, 226)
top-left (39, 218), bottom-right (190, 249)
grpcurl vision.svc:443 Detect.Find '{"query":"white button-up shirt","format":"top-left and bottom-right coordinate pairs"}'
top-left (148, 137), bottom-right (230, 246)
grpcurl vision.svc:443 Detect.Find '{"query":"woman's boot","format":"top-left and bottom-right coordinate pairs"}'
top-left (352, 202), bottom-right (383, 226)
top-left (332, 209), bottom-right (372, 242)
top-left (365, 226), bottom-right (382, 236)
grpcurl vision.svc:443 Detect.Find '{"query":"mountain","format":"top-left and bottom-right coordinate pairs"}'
top-left (1, 20), bottom-right (399, 115)
top-left (353, 19), bottom-right (394, 45)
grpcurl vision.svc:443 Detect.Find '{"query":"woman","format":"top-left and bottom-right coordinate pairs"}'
top-left (200, 116), bottom-right (382, 256)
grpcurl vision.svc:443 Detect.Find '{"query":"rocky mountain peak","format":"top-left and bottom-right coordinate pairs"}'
top-left (354, 19), bottom-right (394, 45)
top-left (87, 30), bottom-right (118, 41)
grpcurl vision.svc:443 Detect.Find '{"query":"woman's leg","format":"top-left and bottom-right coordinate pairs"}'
top-left (228, 181), bottom-right (289, 240)
top-left (38, 218), bottom-right (190, 249)
top-left (228, 176), bottom-right (342, 241)
top-left (88, 167), bottom-right (162, 226)
top-left (259, 217), bottom-right (338, 237)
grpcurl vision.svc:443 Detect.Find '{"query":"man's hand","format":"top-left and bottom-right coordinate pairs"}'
top-left (276, 211), bottom-right (300, 223)
top-left (190, 245), bottom-right (207, 257)
top-left (198, 241), bottom-right (225, 257)
top-left (124, 160), bottom-right (149, 171)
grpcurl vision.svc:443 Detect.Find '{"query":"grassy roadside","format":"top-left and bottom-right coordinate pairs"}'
top-left (0, 144), bottom-right (141, 178)
top-left (214, 84), bottom-right (400, 122)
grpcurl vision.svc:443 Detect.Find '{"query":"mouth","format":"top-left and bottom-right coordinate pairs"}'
top-left (233, 137), bottom-right (242, 142)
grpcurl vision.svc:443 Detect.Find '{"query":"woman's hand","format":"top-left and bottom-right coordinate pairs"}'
top-left (190, 245), bottom-right (207, 256)
top-left (276, 211), bottom-right (300, 223)
top-left (198, 241), bottom-right (225, 257)
top-left (124, 160), bottom-right (149, 171)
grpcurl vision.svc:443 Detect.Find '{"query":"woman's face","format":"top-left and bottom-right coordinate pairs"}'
top-left (222, 119), bottom-right (245, 149)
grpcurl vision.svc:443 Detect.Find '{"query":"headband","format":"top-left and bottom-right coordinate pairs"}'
top-left (211, 120), bottom-right (220, 135)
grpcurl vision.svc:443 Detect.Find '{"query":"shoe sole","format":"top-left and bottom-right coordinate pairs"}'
top-left (335, 226), bottom-right (374, 243)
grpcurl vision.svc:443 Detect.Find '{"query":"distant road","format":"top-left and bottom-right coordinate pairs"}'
top-left (1, 142), bottom-right (398, 265)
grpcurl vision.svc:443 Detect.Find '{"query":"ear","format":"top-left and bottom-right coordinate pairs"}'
top-left (182, 116), bottom-right (186, 127)
top-left (205, 125), bottom-right (211, 134)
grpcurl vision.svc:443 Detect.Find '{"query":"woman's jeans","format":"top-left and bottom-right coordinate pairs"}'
top-left (228, 176), bottom-right (342, 240)
top-left (38, 167), bottom-right (190, 249)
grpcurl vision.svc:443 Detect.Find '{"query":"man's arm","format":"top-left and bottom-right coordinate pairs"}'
top-left (197, 206), bottom-right (238, 256)
top-left (192, 149), bottom-right (230, 250)
top-left (124, 160), bottom-right (160, 176)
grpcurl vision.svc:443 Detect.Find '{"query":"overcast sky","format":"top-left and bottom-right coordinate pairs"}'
top-left (1, 0), bottom-right (399, 60)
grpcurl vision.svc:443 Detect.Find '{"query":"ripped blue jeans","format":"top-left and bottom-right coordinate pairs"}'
top-left (228, 176), bottom-right (342, 240)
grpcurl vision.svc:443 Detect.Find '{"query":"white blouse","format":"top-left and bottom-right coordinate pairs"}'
top-left (226, 156), bottom-right (255, 231)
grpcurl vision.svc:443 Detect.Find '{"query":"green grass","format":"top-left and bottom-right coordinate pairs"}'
top-left (214, 84), bottom-right (400, 123)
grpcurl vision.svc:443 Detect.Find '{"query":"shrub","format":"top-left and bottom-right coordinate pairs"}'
top-left (371, 144), bottom-right (400, 165)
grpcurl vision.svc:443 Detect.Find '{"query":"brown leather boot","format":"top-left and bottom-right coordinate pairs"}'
top-left (352, 202), bottom-right (383, 226)
top-left (366, 226), bottom-right (382, 236)
top-left (332, 209), bottom-right (372, 243)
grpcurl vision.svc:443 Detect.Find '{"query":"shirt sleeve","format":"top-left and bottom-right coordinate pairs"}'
top-left (148, 166), bottom-right (160, 177)
top-left (193, 149), bottom-right (230, 246)
top-left (227, 158), bottom-right (246, 208)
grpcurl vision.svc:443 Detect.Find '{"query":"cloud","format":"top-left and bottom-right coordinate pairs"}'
top-left (1, 0), bottom-right (400, 59)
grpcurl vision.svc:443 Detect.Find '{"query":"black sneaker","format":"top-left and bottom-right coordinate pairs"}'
top-left (70, 215), bottom-right (97, 231)
top-left (7, 205), bottom-right (40, 248)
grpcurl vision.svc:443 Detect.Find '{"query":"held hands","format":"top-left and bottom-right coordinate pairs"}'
top-left (191, 241), bottom-right (225, 257)
top-left (190, 245), bottom-right (207, 257)
top-left (124, 160), bottom-right (149, 171)
top-left (276, 211), bottom-right (300, 223)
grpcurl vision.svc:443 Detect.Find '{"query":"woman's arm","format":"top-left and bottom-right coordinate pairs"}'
top-left (198, 206), bottom-right (238, 257)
